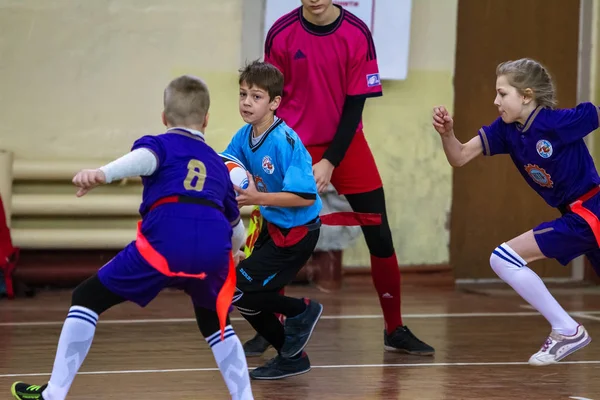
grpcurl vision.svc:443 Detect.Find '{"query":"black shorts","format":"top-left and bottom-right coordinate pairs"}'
top-left (236, 220), bottom-right (320, 293)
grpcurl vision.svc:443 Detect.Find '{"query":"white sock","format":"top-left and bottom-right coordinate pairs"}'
top-left (42, 306), bottom-right (98, 400)
top-left (490, 243), bottom-right (579, 335)
top-left (206, 325), bottom-right (253, 400)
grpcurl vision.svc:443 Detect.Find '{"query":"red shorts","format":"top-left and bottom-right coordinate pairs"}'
top-left (306, 130), bottom-right (383, 195)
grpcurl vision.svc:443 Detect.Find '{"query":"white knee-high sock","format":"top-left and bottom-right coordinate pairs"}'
top-left (206, 325), bottom-right (253, 400)
top-left (490, 243), bottom-right (579, 335)
top-left (42, 306), bottom-right (98, 400)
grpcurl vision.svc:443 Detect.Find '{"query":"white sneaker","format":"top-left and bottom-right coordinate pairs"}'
top-left (528, 324), bottom-right (591, 366)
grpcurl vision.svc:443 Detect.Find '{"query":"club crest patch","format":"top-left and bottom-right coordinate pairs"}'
top-left (254, 175), bottom-right (268, 193)
top-left (262, 155), bottom-right (275, 174)
top-left (536, 139), bottom-right (553, 159)
top-left (524, 164), bottom-right (553, 188)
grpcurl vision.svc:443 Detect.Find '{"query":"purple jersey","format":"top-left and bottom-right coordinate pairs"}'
top-left (131, 128), bottom-right (239, 223)
top-left (478, 102), bottom-right (600, 208)
top-left (97, 127), bottom-right (239, 311)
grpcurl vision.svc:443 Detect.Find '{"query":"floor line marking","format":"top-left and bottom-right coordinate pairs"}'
top-left (1, 311), bottom-right (590, 327)
top-left (2, 360), bottom-right (599, 379)
top-left (571, 312), bottom-right (600, 322)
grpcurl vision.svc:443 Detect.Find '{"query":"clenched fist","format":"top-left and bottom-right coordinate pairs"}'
top-left (72, 169), bottom-right (106, 197)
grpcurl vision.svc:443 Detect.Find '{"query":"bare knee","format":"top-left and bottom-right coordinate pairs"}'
top-left (505, 230), bottom-right (546, 264)
top-left (489, 231), bottom-right (546, 279)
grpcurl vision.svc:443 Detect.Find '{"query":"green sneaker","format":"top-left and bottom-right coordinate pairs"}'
top-left (11, 382), bottom-right (47, 400)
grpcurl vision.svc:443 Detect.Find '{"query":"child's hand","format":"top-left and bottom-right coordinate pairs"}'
top-left (233, 250), bottom-right (246, 266)
top-left (233, 171), bottom-right (261, 207)
top-left (312, 158), bottom-right (334, 193)
top-left (72, 169), bottom-right (106, 197)
top-left (432, 106), bottom-right (454, 135)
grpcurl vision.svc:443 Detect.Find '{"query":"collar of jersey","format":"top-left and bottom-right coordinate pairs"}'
top-left (516, 106), bottom-right (544, 133)
top-left (299, 5), bottom-right (344, 36)
top-left (248, 117), bottom-right (283, 152)
top-left (167, 127), bottom-right (205, 141)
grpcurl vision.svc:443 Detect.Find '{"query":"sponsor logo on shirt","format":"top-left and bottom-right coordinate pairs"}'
top-left (294, 49), bottom-right (306, 60)
top-left (239, 268), bottom-right (252, 282)
top-left (524, 164), bottom-right (553, 188)
top-left (262, 155), bottom-right (275, 174)
top-left (536, 139), bottom-right (553, 158)
top-left (366, 73), bottom-right (380, 87)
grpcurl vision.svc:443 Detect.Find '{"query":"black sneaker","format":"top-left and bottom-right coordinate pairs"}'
top-left (384, 326), bottom-right (435, 355)
top-left (243, 333), bottom-right (271, 357)
top-left (280, 299), bottom-right (323, 358)
top-left (11, 382), bottom-right (47, 400)
top-left (250, 353), bottom-right (311, 380)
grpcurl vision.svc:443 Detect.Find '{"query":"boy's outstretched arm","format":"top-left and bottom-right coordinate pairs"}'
top-left (72, 148), bottom-right (157, 197)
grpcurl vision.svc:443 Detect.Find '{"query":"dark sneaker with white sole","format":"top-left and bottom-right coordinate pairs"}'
top-left (250, 352), bottom-right (311, 380)
top-left (280, 299), bottom-right (323, 358)
top-left (384, 326), bottom-right (435, 355)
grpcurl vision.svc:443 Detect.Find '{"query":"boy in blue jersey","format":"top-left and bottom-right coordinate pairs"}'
top-left (221, 60), bottom-right (324, 380)
top-left (11, 76), bottom-right (254, 400)
top-left (433, 58), bottom-right (600, 366)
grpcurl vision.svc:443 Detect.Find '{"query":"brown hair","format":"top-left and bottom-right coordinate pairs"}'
top-left (238, 60), bottom-right (283, 101)
top-left (496, 58), bottom-right (557, 109)
top-left (163, 75), bottom-right (210, 126)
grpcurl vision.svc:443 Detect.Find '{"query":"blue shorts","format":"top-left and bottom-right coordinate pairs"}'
top-left (534, 193), bottom-right (600, 266)
top-left (98, 204), bottom-right (233, 310)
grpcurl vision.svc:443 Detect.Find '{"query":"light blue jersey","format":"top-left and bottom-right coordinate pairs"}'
top-left (222, 118), bottom-right (322, 228)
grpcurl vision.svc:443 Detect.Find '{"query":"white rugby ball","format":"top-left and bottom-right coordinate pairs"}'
top-left (219, 153), bottom-right (249, 190)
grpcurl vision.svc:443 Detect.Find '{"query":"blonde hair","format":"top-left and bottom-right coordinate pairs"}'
top-left (163, 75), bottom-right (210, 126)
top-left (496, 58), bottom-right (557, 109)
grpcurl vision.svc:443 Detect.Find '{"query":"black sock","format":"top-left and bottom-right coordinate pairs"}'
top-left (239, 292), bottom-right (307, 317)
top-left (242, 312), bottom-right (285, 352)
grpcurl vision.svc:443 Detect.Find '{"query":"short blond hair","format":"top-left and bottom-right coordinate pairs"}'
top-left (496, 58), bottom-right (557, 109)
top-left (163, 75), bottom-right (210, 126)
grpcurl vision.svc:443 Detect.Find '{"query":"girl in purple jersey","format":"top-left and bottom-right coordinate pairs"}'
top-left (433, 58), bottom-right (600, 365)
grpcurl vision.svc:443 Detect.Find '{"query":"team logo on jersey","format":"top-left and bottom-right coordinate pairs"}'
top-left (524, 164), bottom-right (553, 188)
top-left (253, 175), bottom-right (268, 193)
top-left (536, 139), bottom-right (553, 158)
top-left (366, 73), bottom-right (380, 87)
top-left (262, 155), bottom-right (275, 174)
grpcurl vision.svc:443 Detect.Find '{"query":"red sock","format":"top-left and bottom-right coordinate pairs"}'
top-left (370, 253), bottom-right (402, 333)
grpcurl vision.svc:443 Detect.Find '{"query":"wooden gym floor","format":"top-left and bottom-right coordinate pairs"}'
top-left (2, 273), bottom-right (600, 399)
